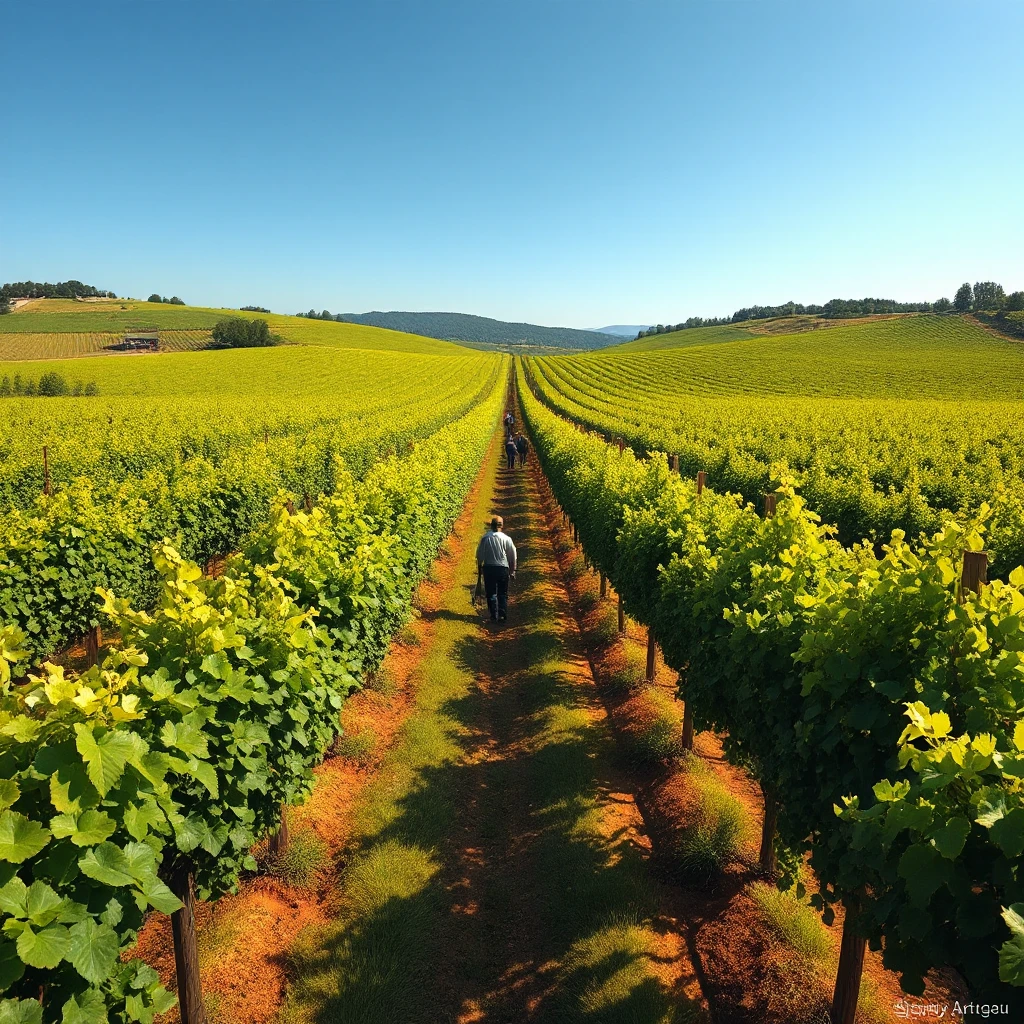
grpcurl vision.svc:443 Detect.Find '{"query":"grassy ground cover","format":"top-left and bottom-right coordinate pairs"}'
top-left (281, 430), bottom-right (703, 1023)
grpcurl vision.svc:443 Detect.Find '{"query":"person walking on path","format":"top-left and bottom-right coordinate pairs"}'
top-left (505, 435), bottom-right (517, 470)
top-left (476, 516), bottom-right (517, 622)
top-left (515, 432), bottom-right (528, 467)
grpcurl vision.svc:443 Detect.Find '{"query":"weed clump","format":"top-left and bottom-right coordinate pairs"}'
top-left (671, 770), bottom-right (746, 883)
top-left (627, 687), bottom-right (681, 763)
top-left (589, 607), bottom-right (620, 647)
top-left (268, 827), bottom-right (330, 891)
top-left (398, 623), bottom-right (420, 647)
top-left (748, 881), bottom-right (831, 960)
top-left (336, 728), bottom-right (378, 766)
top-left (607, 644), bottom-right (648, 696)
top-left (365, 665), bottom-right (399, 697)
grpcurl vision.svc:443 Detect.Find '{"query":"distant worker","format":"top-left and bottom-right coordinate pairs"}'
top-left (505, 435), bottom-right (517, 470)
top-left (476, 516), bottom-right (517, 622)
top-left (504, 410), bottom-right (515, 437)
top-left (515, 432), bottom-right (528, 466)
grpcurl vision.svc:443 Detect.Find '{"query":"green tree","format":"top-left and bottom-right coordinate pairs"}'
top-left (211, 317), bottom-right (274, 348)
top-left (933, 297), bottom-right (952, 312)
top-left (1006, 291), bottom-right (1024, 312)
top-left (147, 293), bottom-right (162, 303)
top-left (0, 294), bottom-right (9, 315)
top-left (168, 296), bottom-right (185, 305)
top-left (954, 282), bottom-right (973, 312)
top-left (973, 281), bottom-right (1006, 311)
top-left (37, 371), bottom-right (70, 396)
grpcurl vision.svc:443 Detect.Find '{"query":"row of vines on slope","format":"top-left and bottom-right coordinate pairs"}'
top-left (0, 374), bottom-right (505, 1023)
top-left (519, 366), bottom-right (1024, 1023)
top-left (524, 353), bottom-right (1024, 576)
top-left (0, 358), bottom-right (505, 660)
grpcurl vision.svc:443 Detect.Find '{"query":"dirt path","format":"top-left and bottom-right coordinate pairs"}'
top-left (281, 430), bottom-right (705, 1023)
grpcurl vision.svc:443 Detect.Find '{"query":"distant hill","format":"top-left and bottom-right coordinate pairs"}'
top-left (591, 324), bottom-right (651, 337)
top-left (336, 311), bottom-right (620, 351)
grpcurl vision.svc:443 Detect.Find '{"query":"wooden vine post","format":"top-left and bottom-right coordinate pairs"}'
top-left (645, 628), bottom-right (657, 682)
top-left (600, 573), bottom-right (607, 598)
top-left (42, 446), bottom-right (51, 496)
top-left (85, 624), bottom-right (102, 669)
top-left (830, 897), bottom-right (868, 1024)
top-left (680, 701), bottom-right (694, 752)
top-left (831, 926), bottom-right (867, 1024)
top-left (669, 454), bottom-right (679, 473)
top-left (617, 438), bottom-right (625, 454)
top-left (763, 492), bottom-right (777, 518)
top-left (617, 592), bottom-right (625, 634)
top-left (268, 803), bottom-right (290, 860)
top-left (758, 786), bottom-right (778, 874)
top-left (696, 470), bottom-right (706, 496)
top-left (303, 491), bottom-right (313, 512)
top-left (960, 549), bottom-right (988, 599)
top-left (169, 863), bottom-right (208, 1024)
top-left (285, 499), bottom-right (296, 515)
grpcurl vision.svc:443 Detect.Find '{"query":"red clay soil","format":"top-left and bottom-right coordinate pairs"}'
top-left (131, 440), bottom-right (496, 1024)
top-left (531, 459), bottom-right (965, 1024)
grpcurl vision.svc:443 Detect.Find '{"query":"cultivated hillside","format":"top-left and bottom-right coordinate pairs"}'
top-left (0, 298), bottom-right (467, 359)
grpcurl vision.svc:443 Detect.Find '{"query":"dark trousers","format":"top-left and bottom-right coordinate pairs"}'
top-left (483, 565), bottom-right (509, 620)
top-left (506, 450), bottom-right (516, 469)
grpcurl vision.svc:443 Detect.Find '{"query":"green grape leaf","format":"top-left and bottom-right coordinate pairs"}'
top-left (977, 790), bottom-right (1009, 828)
top-left (0, 938), bottom-right (25, 993)
top-left (898, 844), bottom-right (951, 906)
top-left (929, 816), bottom-right (971, 860)
top-left (68, 918), bottom-right (119, 984)
top-left (0, 812), bottom-right (50, 863)
top-left (990, 808), bottom-right (1024, 858)
top-left (78, 843), bottom-right (133, 887)
top-left (75, 724), bottom-right (145, 797)
top-left (50, 810), bottom-right (117, 847)
top-left (0, 878), bottom-right (27, 917)
top-left (24, 881), bottom-right (63, 925)
top-left (0, 785), bottom-right (19, 814)
top-left (123, 802), bottom-right (164, 842)
top-left (16, 923), bottom-right (70, 969)
top-left (999, 904), bottom-right (1024, 985)
top-left (59, 988), bottom-right (108, 1024)
top-left (137, 877), bottom-right (181, 915)
top-left (0, 999), bottom-right (43, 1024)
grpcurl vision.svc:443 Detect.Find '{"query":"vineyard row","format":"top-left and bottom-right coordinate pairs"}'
top-left (518, 364), bottom-right (1024, 1023)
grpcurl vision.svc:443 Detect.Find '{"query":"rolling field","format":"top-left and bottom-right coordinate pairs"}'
top-left (0, 298), bottom-right (467, 355)
top-left (526, 313), bottom-right (1024, 569)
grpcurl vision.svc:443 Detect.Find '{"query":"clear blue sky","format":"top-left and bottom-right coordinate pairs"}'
top-left (2, 1), bottom-right (1022, 327)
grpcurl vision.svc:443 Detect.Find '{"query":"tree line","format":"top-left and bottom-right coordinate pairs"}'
top-left (147, 294), bottom-right (186, 305)
top-left (0, 372), bottom-right (99, 397)
top-left (638, 280), bottom-right (1024, 338)
top-left (0, 280), bottom-right (115, 313)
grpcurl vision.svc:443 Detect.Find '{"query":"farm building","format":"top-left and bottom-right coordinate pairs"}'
top-left (122, 329), bottom-right (159, 352)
